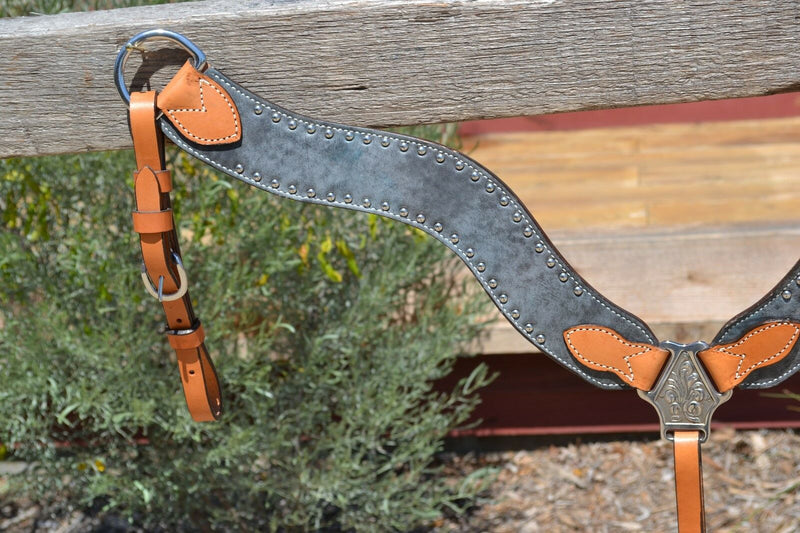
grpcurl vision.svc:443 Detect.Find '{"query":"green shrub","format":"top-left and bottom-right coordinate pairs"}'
top-left (0, 126), bottom-right (494, 530)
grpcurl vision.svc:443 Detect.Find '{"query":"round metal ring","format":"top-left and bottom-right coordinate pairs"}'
top-left (115, 29), bottom-right (207, 106)
top-left (140, 252), bottom-right (189, 302)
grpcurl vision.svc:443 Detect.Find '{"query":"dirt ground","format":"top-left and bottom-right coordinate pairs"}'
top-left (1, 429), bottom-right (798, 532)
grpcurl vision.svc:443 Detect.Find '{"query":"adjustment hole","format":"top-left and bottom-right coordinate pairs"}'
top-left (176, 318), bottom-right (182, 323)
top-left (189, 369), bottom-right (195, 375)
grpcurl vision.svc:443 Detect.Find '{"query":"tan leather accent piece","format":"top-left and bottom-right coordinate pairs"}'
top-left (673, 430), bottom-right (705, 533)
top-left (563, 325), bottom-right (669, 390)
top-left (157, 61), bottom-right (241, 145)
top-left (131, 209), bottom-right (174, 234)
top-left (697, 321), bottom-right (800, 392)
top-left (130, 91), bottom-right (222, 422)
top-left (168, 324), bottom-right (205, 351)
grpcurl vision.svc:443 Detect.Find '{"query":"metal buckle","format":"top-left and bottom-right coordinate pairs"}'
top-left (140, 251), bottom-right (189, 302)
top-left (637, 340), bottom-right (732, 443)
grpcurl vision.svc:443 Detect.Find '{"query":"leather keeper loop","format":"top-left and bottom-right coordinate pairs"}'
top-left (132, 209), bottom-right (174, 234)
top-left (153, 169), bottom-right (173, 192)
top-left (167, 323), bottom-right (206, 351)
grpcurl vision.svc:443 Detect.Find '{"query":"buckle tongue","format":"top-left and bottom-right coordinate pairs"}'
top-left (637, 340), bottom-right (732, 443)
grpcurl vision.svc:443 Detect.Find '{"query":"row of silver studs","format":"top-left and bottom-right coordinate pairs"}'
top-left (241, 103), bottom-right (578, 348)
top-left (171, 77), bottom-right (618, 390)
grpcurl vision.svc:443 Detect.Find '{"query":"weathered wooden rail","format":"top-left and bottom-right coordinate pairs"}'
top-left (1, 0), bottom-right (800, 158)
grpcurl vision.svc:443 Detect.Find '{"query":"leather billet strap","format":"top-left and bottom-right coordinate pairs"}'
top-left (129, 91), bottom-right (222, 422)
top-left (673, 431), bottom-right (705, 533)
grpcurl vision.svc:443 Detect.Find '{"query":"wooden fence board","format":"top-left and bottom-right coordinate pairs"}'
top-left (2, 0), bottom-right (800, 157)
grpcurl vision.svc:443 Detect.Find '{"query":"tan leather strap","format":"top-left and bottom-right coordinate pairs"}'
top-left (673, 430), bottom-right (705, 533)
top-left (129, 91), bottom-right (222, 422)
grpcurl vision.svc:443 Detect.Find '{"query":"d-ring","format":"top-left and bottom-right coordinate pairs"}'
top-left (141, 252), bottom-right (189, 302)
top-left (115, 29), bottom-right (207, 106)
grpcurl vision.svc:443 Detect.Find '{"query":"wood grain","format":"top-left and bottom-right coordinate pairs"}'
top-left (2, 0), bottom-right (800, 157)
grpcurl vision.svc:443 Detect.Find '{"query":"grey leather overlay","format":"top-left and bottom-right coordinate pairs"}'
top-left (712, 260), bottom-right (800, 389)
top-left (159, 68), bottom-right (661, 390)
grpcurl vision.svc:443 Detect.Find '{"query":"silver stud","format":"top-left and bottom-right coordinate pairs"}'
top-left (416, 213), bottom-right (426, 224)
top-left (306, 188), bottom-right (316, 198)
top-left (455, 160), bottom-right (465, 171)
top-left (524, 323), bottom-right (534, 333)
top-left (252, 172), bottom-right (262, 182)
top-left (471, 171), bottom-right (480, 182)
top-left (488, 279), bottom-right (498, 289)
top-left (450, 234), bottom-right (459, 244)
top-left (535, 242), bottom-right (545, 253)
top-left (381, 201), bottom-right (390, 211)
top-left (306, 124), bottom-right (316, 134)
top-left (345, 131), bottom-right (355, 141)
top-left (417, 145), bottom-right (427, 156)
top-left (362, 198), bottom-right (371, 208)
top-left (400, 141), bottom-right (409, 152)
top-left (573, 286), bottom-right (584, 296)
top-left (399, 207), bottom-right (409, 217)
top-left (433, 222), bottom-right (443, 232)
top-left (234, 164), bottom-right (244, 174)
top-left (363, 135), bottom-right (372, 145)
top-left (500, 196), bottom-right (510, 206)
top-left (271, 112), bottom-right (281, 123)
top-left (288, 184), bottom-right (297, 194)
top-left (512, 211), bottom-right (522, 223)
top-left (782, 289), bottom-right (793, 301)
top-left (559, 272), bottom-right (569, 283)
top-left (510, 309), bottom-right (520, 319)
top-left (546, 256), bottom-right (556, 268)
top-left (381, 137), bottom-right (390, 147)
top-left (254, 105), bottom-right (263, 115)
top-left (325, 128), bottom-right (334, 139)
top-left (326, 192), bottom-right (336, 202)
top-left (535, 334), bottom-right (546, 344)
top-left (485, 183), bottom-right (496, 193)
top-left (465, 248), bottom-right (475, 258)
top-left (288, 119), bottom-right (297, 130)
top-left (270, 179), bottom-right (279, 189)
top-left (796, 278), bottom-right (800, 287)
top-left (477, 262), bottom-right (486, 272)
top-left (435, 152), bottom-right (445, 163)
top-left (498, 293), bottom-right (508, 303)
top-left (523, 226), bottom-right (533, 238)
top-left (344, 194), bottom-right (353, 204)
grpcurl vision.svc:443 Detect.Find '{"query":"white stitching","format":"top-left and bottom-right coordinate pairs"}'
top-left (165, 78), bottom-right (240, 143)
top-left (564, 326), bottom-right (658, 382)
top-left (713, 322), bottom-right (800, 379)
top-left (209, 73), bottom-right (656, 344)
top-left (162, 71), bottom-right (670, 389)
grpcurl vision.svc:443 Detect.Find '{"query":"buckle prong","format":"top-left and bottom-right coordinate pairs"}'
top-left (140, 252), bottom-right (189, 302)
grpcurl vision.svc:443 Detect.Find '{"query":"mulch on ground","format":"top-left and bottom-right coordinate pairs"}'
top-left (440, 429), bottom-right (800, 532)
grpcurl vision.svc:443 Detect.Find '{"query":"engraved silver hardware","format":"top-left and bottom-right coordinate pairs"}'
top-left (637, 341), bottom-right (732, 443)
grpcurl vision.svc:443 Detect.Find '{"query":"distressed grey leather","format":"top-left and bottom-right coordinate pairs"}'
top-left (159, 68), bottom-right (664, 390)
top-left (712, 263), bottom-right (800, 389)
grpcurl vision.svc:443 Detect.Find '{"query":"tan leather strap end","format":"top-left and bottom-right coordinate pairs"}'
top-left (673, 430), bottom-right (705, 533)
top-left (131, 209), bottom-right (174, 234)
top-left (168, 324), bottom-right (222, 422)
top-left (698, 321), bottom-right (800, 392)
top-left (563, 325), bottom-right (670, 390)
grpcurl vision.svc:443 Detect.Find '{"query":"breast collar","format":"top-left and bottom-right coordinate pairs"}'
top-left (117, 30), bottom-right (800, 533)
